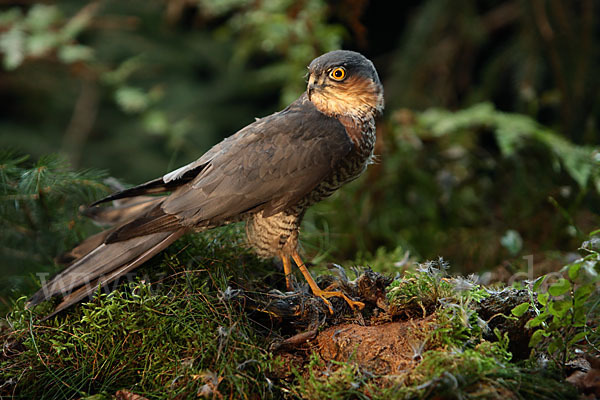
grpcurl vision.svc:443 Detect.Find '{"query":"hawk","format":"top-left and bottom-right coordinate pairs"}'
top-left (28, 50), bottom-right (384, 316)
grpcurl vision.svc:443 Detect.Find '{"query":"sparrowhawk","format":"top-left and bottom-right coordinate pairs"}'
top-left (28, 50), bottom-right (384, 316)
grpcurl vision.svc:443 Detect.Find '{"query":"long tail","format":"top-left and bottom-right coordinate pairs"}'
top-left (27, 178), bottom-right (194, 317)
top-left (56, 196), bottom-right (162, 265)
top-left (28, 227), bottom-right (186, 318)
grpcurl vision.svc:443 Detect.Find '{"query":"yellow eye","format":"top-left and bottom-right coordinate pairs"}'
top-left (329, 67), bottom-right (346, 81)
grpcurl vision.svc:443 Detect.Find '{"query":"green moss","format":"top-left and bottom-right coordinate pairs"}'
top-left (1, 228), bottom-right (587, 399)
top-left (0, 151), bottom-right (591, 399)
top-left (403, 347), bottom-right (576, 400)
top-left (386, 258), bottom-right (455, 317)
top-left (1, 227), bottom-right (276, 399)
top-left (289, 344), bottom-right (576, 400)
top-left (289, 354), bottom-right (370, 400)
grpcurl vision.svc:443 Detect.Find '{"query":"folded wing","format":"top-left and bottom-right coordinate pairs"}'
top-left (28, 93), bottom-right (353, 315)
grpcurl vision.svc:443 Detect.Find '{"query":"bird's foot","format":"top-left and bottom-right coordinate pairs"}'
top-left (287, 250), bottom-right (364, 314)
top-left (312, 288), bottom-right (365, 314)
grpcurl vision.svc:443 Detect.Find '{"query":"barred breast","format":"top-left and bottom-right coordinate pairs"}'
top-left (246, 120), bottom-right (376, 258)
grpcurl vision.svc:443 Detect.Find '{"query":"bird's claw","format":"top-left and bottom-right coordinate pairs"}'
top-left (314, 289), bottom-right (365, 314)
top-left (289, 251), bottom-right (365, 314)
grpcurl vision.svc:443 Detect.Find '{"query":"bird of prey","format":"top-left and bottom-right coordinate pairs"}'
top-left (28, 50), bottom-right (384, 317)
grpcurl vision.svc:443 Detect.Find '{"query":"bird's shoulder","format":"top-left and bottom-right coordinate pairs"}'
top-left (164, 93), bottom-right (353, 184)
top-left (231, 93), bottom-right (351, 146)
top-left (158, 94), bottom-right (357, 221)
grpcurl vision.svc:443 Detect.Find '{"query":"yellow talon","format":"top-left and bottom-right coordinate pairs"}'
top-left (315, 289), bottom-right (365, 313)
top-left (280, 251), bottom-right (364, 314)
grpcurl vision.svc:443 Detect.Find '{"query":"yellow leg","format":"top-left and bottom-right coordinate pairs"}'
top-left (291, 251), bottom-right (364, 313)
top-left (279, 252), bottom-right (294, 291)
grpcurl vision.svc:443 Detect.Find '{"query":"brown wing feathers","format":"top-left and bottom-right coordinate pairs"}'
top-left (90, 162), bottom-right (207, 207)
top-left (105, 204), bottom-right (182, 243)
top-left (28, 168), bottom-right (195, 310)
top-left (36, 229), bottom-right (186, 319)
top-left (28, 93), bottom-right (354, 315)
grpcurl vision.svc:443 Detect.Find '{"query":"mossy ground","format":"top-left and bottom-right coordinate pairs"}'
top-left (0, 226), bottom-right (587, 399)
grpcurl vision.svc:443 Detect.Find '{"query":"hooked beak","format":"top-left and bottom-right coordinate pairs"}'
top-left (307, 74), bottom-right (317, 101)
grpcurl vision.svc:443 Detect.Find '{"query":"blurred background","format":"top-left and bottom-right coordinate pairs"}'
top-left (1, 0), bottom-right (599, 308)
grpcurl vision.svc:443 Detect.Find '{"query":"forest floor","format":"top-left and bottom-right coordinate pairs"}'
top-left (1, 226), bottom-right (598, 399)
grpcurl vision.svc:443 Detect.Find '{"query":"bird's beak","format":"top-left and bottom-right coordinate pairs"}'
top-left (307, 74), bottom-right (317, 101)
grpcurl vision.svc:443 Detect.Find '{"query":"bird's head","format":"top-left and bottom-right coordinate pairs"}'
top-left (307, 50), bottom-right (384, 123)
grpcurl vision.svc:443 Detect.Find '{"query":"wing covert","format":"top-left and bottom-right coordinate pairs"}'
top-left (162, 93), bottom-right (353, 224)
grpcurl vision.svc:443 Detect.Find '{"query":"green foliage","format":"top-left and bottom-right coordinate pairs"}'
top-left (307, 102), bottom-right (600, 269)
top-left (411, 348), bottom-right (510, 392)
top-left (0, 3), bottom-right (95, 70)
top-left (350, 246), bottom-right (416, 276)
top-left (1, 1), bottom-right (598, 396)
top-left (0, 0), bottom-right (345, 184)
top-left (513, 232), bottom-right (600, 370)
top-left (2, 1), bottom-right (598, 274)
top-left (420, 103), bottom-right (600, 192)
top-left (431, 298), bottom-right (487, 349)
top-left (0, 151), bottom-right (108, 311)
top-left (510, 301), bottom-right (530, 317)
top-left (386, 0), bottom-right (600, 144)
top-left (0, 190), bottom-right (586, 399)
top-left (202, 0), bottom-right (345, 106)
top-left (0, 154), bottom-right (277, 397)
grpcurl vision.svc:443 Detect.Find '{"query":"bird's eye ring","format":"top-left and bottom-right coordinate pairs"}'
top-left (329, 67), bottom-right (346, 81)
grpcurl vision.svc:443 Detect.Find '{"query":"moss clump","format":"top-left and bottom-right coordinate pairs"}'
top-left (402, 347), bottom-right (577, 400)
top-left (289, 354), bottom-right (369, 400)
top-left (288, 344), bottom-right (577, 400)
top-left (386, 258), bottom-right (455, 318)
